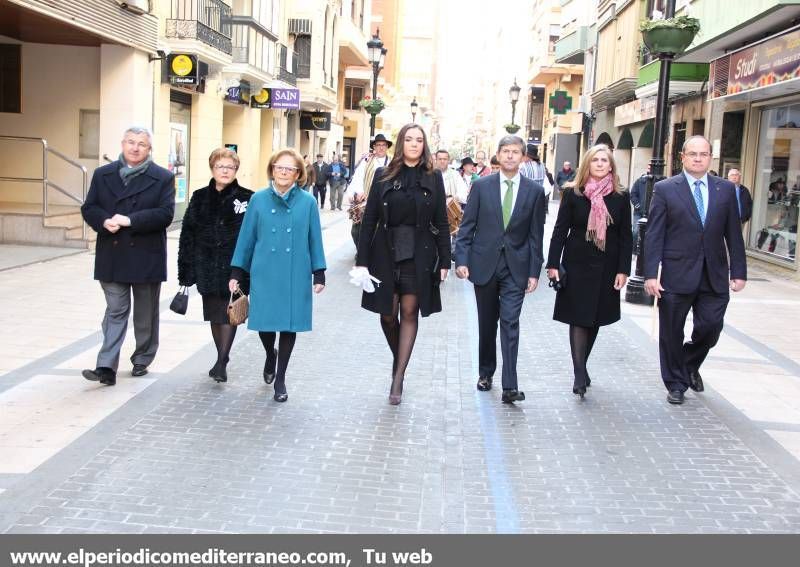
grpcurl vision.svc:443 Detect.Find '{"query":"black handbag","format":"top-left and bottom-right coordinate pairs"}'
top-left (548, 265), bottom-right (567, 292)
top-left (169, 286), bottom-right (189, 314)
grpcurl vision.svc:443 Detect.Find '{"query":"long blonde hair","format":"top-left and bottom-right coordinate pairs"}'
top-left (565, 144), bottom-right (624, 195)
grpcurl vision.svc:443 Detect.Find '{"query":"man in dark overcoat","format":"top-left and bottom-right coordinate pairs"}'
top-left (645, 136), bottom-right (747, 405)
top-left (80, 126), bottom-right (175, 385)
top-left (455, 135), bottom-right (546, 403)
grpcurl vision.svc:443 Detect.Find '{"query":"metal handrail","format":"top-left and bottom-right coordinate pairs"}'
top-left (0, 135), bottom-right (88, 240)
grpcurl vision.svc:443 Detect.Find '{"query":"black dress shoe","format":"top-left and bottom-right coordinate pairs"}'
top-left (210, 362), bottom-right (228, 383)
top-left (82, 367), bottom-right (116, 386)
top-left (667, 390), bottom-right (685, 404)
top-left (263, 348), bottom-right (277, 384)
top-left (501, 389), bottom-right (525, 403)
top-left (689, 370), bottom-right (704, 392)
top-left (131, 364), bottom-right (148, 377)
top-left (477, 376), bottom-right (492, 391)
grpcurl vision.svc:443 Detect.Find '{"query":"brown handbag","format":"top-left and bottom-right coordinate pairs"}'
top-left (227, 289), bottom-right (249, 326)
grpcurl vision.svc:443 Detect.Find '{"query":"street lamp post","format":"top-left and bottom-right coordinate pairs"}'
top-left (366, 31), bottom-right (386, 138)
top-left (509, 78), bottom-right (522, 124)
top-left (625, 0), bottom-right (677, 305)
top-left (410, 97), bottom-right (418, 123)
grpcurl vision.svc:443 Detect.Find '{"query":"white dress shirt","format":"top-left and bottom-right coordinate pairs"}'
top-left (349, 154), bottom-right (390, 196)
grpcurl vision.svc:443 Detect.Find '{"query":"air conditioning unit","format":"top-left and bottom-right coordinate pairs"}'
top-left (577, 95), bottom-right (592, 114)
top-left (116, 0), bottom-right (149, 15)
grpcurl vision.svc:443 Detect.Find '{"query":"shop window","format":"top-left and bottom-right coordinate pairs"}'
top-left (750, 103), bottom-right (800, 262)
top-left (295, 35), bottom-right (311, 78)
top-left (0, 44), bottom-right (21, 114)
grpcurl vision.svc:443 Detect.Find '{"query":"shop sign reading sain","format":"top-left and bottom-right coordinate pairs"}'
top-left (250, 88), bottom-right (300, 110)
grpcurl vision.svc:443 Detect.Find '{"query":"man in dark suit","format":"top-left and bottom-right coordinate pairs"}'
top-left (312, 153), bottom-right (331, 209)
top-left (727, 168), bottom-right (753, 225)
top-left (645, 136), bottom-right (747, 405)
top-left (455, 135), bottom-right (546, 403)
top-left (80, 126), bottom-right (175, 385)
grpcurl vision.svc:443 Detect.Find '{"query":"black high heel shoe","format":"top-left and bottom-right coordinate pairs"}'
top-left (573, 377), bottom-right (587, 399)
top-left (273, 381), bottom-right (288, 402)
top-left (263, 348), bottom-right (277, 384)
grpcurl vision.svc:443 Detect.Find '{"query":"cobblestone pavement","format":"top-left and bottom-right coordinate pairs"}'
top-left (1, 207), bottom-right (800, 533)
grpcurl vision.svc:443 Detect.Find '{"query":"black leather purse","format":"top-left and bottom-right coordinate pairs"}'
top-left (548, 265), bottom-right (567, 292)
top-left (169, 286), bottom-right (189, 314)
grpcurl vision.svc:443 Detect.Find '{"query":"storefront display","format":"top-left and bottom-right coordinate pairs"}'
top-left (750, 103), bottom-right (800, 262)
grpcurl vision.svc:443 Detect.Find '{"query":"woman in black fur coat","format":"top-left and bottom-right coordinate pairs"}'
top-left (178, 148), bottom-right (254, 382)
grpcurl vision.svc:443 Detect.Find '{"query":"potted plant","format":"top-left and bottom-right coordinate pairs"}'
top-left (640, 14), bottom-right (700, 56)
top-left (504, 123), bottom-right (521, 134)
top-left (359, 95), bottom-right (386, 115)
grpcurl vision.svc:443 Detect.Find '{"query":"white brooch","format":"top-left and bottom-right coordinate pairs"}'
top-left (233, 199), bottom-right (248, 214)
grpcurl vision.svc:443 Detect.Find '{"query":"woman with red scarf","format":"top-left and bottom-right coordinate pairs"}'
top-left (546, 145), bottom-right (632, 399)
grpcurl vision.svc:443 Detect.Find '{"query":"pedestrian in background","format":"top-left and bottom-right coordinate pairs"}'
top-left (727, 168), bottom-right (753, 225)
top-left (355, 124), bottom-right (451, 405)
top-left (455, 135), bottom-right (546, 404)
top-left (489, 155), bottom-right (501, 174)
top-left (546, 144), bottom-right (632, 399)
top-left (312, 153), bottom-right (330, 209)
top-left (329, 155), bottom-right (348, 211)
top-left (303, 154), bottom-right (316, 192)
top-left (229, 149), bottom-right (326, 402)
top-left (555, 160), bottom-right (575, 198)
top-left (630, 164), bottom-right (650, 243)
top-left (177, 148), bottom-right (253, 383)
top-left (475, 150), bottom-right (492, 177)
top-left (645, 136), bottom-right (747, 405)
top-left (81, 126), bottom-right (175, 386)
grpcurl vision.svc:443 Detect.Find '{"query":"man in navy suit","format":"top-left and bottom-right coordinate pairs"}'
top-left (727, 168), bottom-right (753, 225)
top-left (644, 136), bottom-right (747, 405)
top-left (81, 126), bottom-right (175, 386)
top-left (455, 135), bottom-right (546, 403)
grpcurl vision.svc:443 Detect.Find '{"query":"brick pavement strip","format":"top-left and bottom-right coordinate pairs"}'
top-left (2, 220), bottom-right (800, 533)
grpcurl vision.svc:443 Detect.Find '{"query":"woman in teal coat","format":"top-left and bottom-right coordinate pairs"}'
top-left (229, 148), bottom-right (326, 402)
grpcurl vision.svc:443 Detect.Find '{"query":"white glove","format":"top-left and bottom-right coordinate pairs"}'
top-left (349, 266), bottom-right (381, 293)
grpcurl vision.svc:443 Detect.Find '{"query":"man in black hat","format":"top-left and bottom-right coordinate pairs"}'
top-left (347, 133), bottom-right (393, 247)
top-left (312, 153), bottom-right (331, 209)
top-left (459, 157), bottom-right (480, 205)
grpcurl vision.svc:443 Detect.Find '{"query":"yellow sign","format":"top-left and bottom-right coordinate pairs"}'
top-left (253, 89), bottom-right (270, 104)
top-left (171, 55), bottom-right (194, 77)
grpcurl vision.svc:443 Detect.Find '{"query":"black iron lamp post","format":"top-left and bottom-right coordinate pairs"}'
top-left (625, 0), bottom-right (694, 305)
top-left (367, 30), bottom-right (386, 138)
top-left (509, 78), bottom-right (521, 126)
top-left (410, 97), bottom-right (418, 123)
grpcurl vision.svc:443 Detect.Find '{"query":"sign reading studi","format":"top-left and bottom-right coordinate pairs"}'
top-left (614, 97), bottom-right (656, 127)
top-left (168, 54), bottom-right (198, 85)
top-left (300, 111), bottom-right (331, 131)
top-left (711, 27), bottom-right (800, 98)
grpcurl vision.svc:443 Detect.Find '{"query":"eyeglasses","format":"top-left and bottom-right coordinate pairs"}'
top-left (273, 165), bottom-right (299, 174)
top-left (684, 152), bottom-right (711, 159)
top-left (123, 139), bottom-right (150, 150)
top-left (213, 164), bottom-right (238, 171)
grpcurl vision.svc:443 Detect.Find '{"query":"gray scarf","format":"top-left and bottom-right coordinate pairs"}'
top-left (118, 153), bottom-right (152, 186)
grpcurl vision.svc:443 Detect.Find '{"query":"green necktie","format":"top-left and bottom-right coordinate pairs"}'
top-left (502, 179), bottom-right (514, 228)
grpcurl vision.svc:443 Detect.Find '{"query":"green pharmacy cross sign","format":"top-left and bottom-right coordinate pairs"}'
top-left (549, 90), bottom-right (573, 115)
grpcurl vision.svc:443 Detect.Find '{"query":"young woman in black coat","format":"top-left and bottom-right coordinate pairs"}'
top-left (355, 124), bottom-right (451, 405)
top-left (178, 148), bottom-right (254, 382)
top-left (546, 144), bottom-right (632, 399)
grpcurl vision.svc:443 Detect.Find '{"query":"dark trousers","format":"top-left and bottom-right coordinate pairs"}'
top-left (97, 281), bottom-right (161, 371)
top-left (658, 264), bottom-right (729, 392)
top-left (313, 184), bottom-right (327, 207)
top-left (474, 254), bottom-right (526, 391)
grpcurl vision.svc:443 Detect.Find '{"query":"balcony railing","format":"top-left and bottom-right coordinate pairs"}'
top-left (277, 44), bottom-right (297, 86)
top-left (166, 0), bottom-right (232, 56)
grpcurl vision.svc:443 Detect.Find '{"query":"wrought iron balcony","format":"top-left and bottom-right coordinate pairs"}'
top-left (166, 0), bottom-right (232, 56)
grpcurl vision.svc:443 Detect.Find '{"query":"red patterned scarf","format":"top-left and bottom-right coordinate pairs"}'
top-left (583, 173), bottom-right (614, 251)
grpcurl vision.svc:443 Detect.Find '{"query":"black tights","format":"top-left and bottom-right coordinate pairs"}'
top-left (569, 325), bottom-right (599, 389)
top-left (210, 323), bottom-right (237, 366)
top-left (258, 331), bottom-right (297, 396)
top-left (379, 294), bottom-right (419, 397)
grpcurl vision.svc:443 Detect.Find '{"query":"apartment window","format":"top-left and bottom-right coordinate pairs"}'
top-left (296, 35), bottom-right (311, 78)
top-left (0, 44), bottom-right (21, 113)
top-left (344, 85), bottom-right (364, 110)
